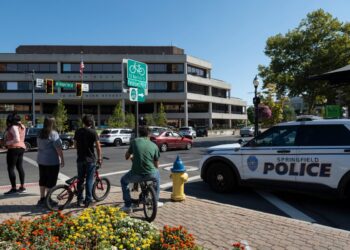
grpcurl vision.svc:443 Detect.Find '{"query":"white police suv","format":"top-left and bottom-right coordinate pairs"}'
top-left (199, 119), bottom-right (350, 198)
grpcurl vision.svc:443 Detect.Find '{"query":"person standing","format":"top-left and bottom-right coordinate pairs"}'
top-left (121, 126), bottom-right (162, 213)
top-left (4, 113), bottom-right (26, 195)
top-left (74, 115), bottom-right (102, 207)
top-left (36, 117), bottom-right (65, 205)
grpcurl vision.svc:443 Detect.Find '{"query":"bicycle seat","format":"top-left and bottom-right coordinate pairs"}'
top-left (65, 176), bottom-right (78, 185)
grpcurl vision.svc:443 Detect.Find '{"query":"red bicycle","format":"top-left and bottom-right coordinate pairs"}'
top-left (46, 163), bottom-right (111, 211)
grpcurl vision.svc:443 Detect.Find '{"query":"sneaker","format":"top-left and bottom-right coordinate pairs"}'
top-left (18, 187), bottom-right (26, 193)
top-left (120, 206), bottom-right (133, 214)
top-left (4, 189), bottom-right (17, 195)
top-left (77, 200), bottom-right (84, 207)
top-left (37, 197), bottom-right (46, 206)
top-left (84, 201), bottom-right (93, 208)
top-left (157, 201), bottom-right (164, 208)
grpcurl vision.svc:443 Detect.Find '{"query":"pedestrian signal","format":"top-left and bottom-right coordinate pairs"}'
top-left (76, 83), bottom-right (82, 97)
top-left (45, 79), bottom-right (54, 94)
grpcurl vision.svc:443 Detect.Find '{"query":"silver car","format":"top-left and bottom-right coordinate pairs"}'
top-left (240, 126), bottom-right (254, 137)
top-left (179, 126), bottom-right (197, 138)
top-left (99, 128), bottom-right (132, 146)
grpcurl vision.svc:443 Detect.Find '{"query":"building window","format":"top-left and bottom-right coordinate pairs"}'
top-left (188, 103), bottom-right (208, 113)
top-left (147, 63), bottom-right (184, 74)
top-left (187, 82), bottom-right (208, 95)
top-left (231, 105), bottom-right (245, 114)
top-left (0, 63), bottom-right (57, 73)
top-left (148, 82), bottom-right (184, 92)
top-left (61, 63), bottom-right (121, 73)
top-left (212, 103), bottom-right (229, 113)
top-left (187, 65), bottom-right (207, 78)
top-left (163, 103), bottom-right (184, 113)
top-left (212, 87), bottom-right (227, 98)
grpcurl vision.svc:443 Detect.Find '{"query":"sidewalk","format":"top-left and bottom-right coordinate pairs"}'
top-left (1, 184), bottom-right (350, 249)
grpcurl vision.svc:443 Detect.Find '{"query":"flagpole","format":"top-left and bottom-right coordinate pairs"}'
top-left (80, 51), bottom-right (84, 119)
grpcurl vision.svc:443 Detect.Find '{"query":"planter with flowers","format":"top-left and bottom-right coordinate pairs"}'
top-left (0, 206), bottom-right (203, 250)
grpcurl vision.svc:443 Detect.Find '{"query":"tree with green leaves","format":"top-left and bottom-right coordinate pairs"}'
top-left (125, 113), bottom-right (135, 129)
top-left (53, 99), bottom-right (68, 133)
top-left (36, 116), bottom-right (45, 125)
top-left (155, 103), bottom-right (167, 127)
top-left (0, 118), bottom-right (6, 132)
top-left (108, 101), bottom-right (125, 128)
top-left (259, 9), bottom-right (350, 113)
top-left (145, 113), bottom-right (156, 126)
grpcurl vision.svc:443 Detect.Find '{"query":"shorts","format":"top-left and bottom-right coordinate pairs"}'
top-left (38, 164), bottom-right (60, 188)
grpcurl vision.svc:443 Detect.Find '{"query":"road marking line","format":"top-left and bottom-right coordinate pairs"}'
top-left (100, 170), bottom-right (129, 177)
top-left (163, 166), bottom-right (199, 172)
top-left (23, 156), bottom-right (70, 181)
top-left (256, 190), bottom-right (316, 223)
top-left (160, 175), bottom-right (201, 189)
top-left (99, 159), bottom-right (201, 177)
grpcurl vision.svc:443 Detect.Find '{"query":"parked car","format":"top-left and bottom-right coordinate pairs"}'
top-left (196, 126), bottom-right (208, 137)
top-left (150, 131), bottom-right (193, 152)
top-left (99, 128), bottom-right (133, 146)
top-left (240, 126), bottom-right (255, 137)
top-left (179, 126), bottom-right (197, 139)
top-left (24, 128), bottom-right (73, 151)
top-left (148, 126), bottom-right (169, 136)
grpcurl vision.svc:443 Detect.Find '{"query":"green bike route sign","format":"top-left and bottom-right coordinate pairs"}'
top-left (127, 59), bottom-right (148, 89)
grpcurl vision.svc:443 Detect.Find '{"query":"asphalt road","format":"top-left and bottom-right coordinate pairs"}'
top-left (1, 135), bottom-right (350, 231)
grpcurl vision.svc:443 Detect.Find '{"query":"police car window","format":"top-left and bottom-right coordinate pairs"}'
top-left (253, 126), bottom-right (298, 147)
top-left (296, 125), bottom-right (350, 146)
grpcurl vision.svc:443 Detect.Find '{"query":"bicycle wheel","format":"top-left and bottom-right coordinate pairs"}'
top-left (92, 177), bottom-right (111, 201)
top-left (46, 184), bottom-right (73, 211)
top-left (142, 185), bottom-right (157, 222)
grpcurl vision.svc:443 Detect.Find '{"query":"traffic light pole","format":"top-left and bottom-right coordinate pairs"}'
top-left (31, 70), bottom-right (36, 127)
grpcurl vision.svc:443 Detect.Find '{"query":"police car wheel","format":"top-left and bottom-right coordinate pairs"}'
top-left (207, 163), bottom-right (234, 193)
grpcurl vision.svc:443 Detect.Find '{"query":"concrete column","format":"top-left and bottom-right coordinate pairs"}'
top-left (97, 104), bottom-right (101, 127)
top-left (184, 100), bottom-right (188, 127)
top-left (154, 102), bottom-right (157, 113)
top-left (208, 86), bottom-right (212, 96)
top-left (228, 105), bottom-right (232, 128)
top-left (121, 99), bottom-right (125, 112)
top-left (209, 102), bottom-right (213, 129)
top-left (39, 103), bottom-right (43, 115)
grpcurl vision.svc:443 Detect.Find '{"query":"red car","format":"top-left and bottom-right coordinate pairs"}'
top-left (150, 131), bottom-right (193, 152)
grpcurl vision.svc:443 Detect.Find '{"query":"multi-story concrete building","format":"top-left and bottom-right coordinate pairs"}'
top-left (0, 45), bottom-right (246, 128)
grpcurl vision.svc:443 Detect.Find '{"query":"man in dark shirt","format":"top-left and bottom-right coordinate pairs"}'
top-left (74, 115), bottom-right (102, 207)
top-left (121, 126), bottom-right (161, 213)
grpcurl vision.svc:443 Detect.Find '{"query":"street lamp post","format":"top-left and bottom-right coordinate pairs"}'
top-left (253, 75), bottom-right (260, 137)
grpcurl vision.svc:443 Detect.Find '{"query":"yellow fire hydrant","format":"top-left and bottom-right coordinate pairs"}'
top-left (170, 155), bottom-right (188, 201)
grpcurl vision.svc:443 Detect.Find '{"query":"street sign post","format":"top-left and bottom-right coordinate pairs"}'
top-left (56, 81), bottom-right (75, 89)
top-left (325, 105), bottom-right (341, 119)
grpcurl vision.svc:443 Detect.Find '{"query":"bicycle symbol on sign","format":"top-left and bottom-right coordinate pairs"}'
top-left (129, 62), bottom-right (145, 76)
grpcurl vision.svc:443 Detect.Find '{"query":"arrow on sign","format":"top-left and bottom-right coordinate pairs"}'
top-left (138, 93), bottom-right (144, 98)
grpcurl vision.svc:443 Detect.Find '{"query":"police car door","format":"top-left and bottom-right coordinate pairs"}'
top-left (294, 124), bottom-right (350, 189)
top-left (242, 125), bottom-right (299, 182)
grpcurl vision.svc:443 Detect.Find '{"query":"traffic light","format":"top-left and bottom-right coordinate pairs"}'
top-left (45, 79), bottom-right (54, 94)
top-left (76, 83), bottom-right (82, 97)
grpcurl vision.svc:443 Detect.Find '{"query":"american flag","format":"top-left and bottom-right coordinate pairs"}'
top-left (80, 60), bottom-right (85, 78)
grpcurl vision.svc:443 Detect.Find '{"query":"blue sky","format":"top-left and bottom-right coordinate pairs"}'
top-left (1, 0), bottom-right (349, 105)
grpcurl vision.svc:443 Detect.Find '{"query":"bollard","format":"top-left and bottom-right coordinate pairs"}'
top-left (170, 155), bottom-right (188, 201)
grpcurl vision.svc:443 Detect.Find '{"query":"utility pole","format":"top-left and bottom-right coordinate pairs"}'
top-left (31, 70), bottom-right (36, 127)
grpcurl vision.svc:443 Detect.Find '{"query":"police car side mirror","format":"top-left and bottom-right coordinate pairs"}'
top-left (238, 139), bottom-right (245, 145)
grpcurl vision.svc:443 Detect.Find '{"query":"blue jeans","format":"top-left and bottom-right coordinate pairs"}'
top-left (77, 161), bottom-right (96, 203)
top-left (121, 170), bottom-right (160, 207)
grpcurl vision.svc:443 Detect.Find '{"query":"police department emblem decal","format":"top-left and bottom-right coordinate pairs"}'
top-left (247, 156), bottom-right (258, 171)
